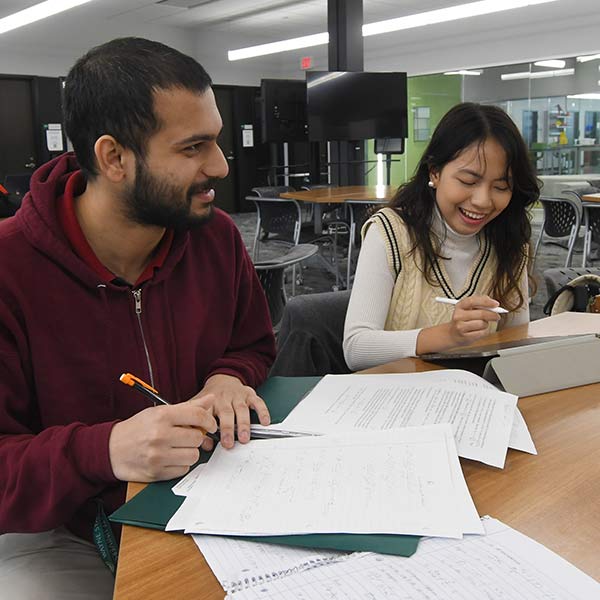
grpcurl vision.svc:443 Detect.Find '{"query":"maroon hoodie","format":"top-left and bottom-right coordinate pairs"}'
top-left (0, 154), bottom-right (276, 541)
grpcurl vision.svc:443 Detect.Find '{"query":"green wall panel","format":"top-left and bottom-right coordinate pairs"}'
top-left (367, 74), bottom-right (462, 187)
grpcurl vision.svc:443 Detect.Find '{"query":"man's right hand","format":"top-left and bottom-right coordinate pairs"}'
top-left (108, 401), bottom-right (218, 482)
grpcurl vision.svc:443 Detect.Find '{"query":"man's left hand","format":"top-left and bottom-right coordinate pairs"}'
top-left (189, 374), bottom-right (270, 450)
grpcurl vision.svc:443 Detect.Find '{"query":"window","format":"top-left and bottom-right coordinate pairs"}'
top-left (413, 106), bottom-right (430, 141)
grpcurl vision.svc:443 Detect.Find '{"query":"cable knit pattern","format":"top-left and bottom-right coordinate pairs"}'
top-left (362, 207), bottom-right (498, 334)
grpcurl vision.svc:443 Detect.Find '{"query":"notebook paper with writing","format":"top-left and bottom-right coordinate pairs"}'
top-left (228, 517), bottom-right (600, 600)
top-left (166, 425), bottom-right (483, 539)
top-left (192, 534), bottom-right (351, 594)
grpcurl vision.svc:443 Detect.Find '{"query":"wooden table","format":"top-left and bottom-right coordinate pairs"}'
top-left (581, 192), bottom-right (600, 203)
top-left (113, 316), bottom-right (600, 599)
top-left (281, 185), bottom-right (394, 234)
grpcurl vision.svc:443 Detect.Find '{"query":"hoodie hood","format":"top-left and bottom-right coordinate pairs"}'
top-left (16, 152), bottom-right (188, 289)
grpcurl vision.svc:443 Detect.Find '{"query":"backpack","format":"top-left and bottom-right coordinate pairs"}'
top-left (543, 274), bottom-right (600, 315)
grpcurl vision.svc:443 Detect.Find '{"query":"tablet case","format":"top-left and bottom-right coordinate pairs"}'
top-left (482, 334), bottom-right (600, 396)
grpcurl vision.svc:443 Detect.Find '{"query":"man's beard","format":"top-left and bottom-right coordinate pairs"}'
top-left (123, 159), bottom-right (218, 230)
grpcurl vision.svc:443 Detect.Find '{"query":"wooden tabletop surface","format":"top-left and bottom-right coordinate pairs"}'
top-left (113, 315), bottom-right (600, 599)
top-left (582, 192), bottom-right (600, 203)
top-left (280, 185), bottom-right (395, 204)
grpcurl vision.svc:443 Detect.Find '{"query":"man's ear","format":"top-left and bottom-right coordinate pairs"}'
top-left (93, 135), bottom-right (133, 183)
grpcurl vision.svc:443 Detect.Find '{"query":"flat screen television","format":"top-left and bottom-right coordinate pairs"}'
top-left (260, 79), bottom-right (307, 143)
top-left (374, 138), bottom-right (405, 155)
top-left (306, 71), bottom-right (407, 142)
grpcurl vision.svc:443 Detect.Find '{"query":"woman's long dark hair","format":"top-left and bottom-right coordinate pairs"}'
top-left (389, 102), bottom-right (540, 310)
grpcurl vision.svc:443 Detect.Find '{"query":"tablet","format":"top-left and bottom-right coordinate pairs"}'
top-left (419, 335), bottom-right (582, 360)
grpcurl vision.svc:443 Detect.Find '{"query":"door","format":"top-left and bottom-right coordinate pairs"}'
top-left (213, 87), bottom-right (237, 213)
top-left (0, 78), bottom-right (37, 183)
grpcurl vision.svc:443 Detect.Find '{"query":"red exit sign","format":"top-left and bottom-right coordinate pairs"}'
top-left (301, 56), bottom-right (313, 70)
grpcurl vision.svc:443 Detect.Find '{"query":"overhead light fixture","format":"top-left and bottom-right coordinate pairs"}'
top-left (577, 54), bottom-right (600, 63)
top-left (443, 70), bottom-right (482, 76)
top-left (534, 59), bottom-right (566, 68)
top-left (362, 0), bottom-right (558, 37)
top-left (228, 0), bottom-right (559, 61)
top-left (501, 68), bottom-right (574, 81)
top-left (228, 32), bottom-right (328, 61)
top-left (0, 0), bottom-right (95, 35)
top-left (567, 93), bottom-right (600, 100)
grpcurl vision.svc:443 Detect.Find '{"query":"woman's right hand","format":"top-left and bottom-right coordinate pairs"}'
top-left (446, 294), bottom-right (502, 346)
top-left (416, 294), bottom-right (501, 354)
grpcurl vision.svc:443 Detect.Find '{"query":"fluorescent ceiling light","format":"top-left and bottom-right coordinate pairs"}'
top-left (501, 68), bottom-right (574, 80)
top-left (577, 54), bottom-right (600, 63)
top-left (444, 70), bottom-right (482, 76)
top-left (534, 59), bottom-right (566, 68)
top-left (228, 32), bottom-right (328, 61)
top-left (362, 0), bottom-right (558, 37)
top-left (567, 93), bottom-right (600, 100)
top-left (228, 0), bottom-right (559, 61)
top-left (0, 0), bottom-right (95, 35)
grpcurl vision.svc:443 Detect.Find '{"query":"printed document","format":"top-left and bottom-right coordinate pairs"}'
top-left (281, 372), bottom-right (519, 468)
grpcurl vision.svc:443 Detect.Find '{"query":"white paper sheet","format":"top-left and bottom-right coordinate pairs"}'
top-left (166, 425), bottom-right (483, 538)
top-left (281, 372), bottom-right (517, 468)
top-left (229, 517), bottom-right (600, 599)
top-left (192, 534), bottom-right (347, 593)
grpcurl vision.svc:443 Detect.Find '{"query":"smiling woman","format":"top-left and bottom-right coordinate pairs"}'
top-left (343, 102), bottom-right (540, 370)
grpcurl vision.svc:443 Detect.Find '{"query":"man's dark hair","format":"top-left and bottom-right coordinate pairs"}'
top-left (63, 37), bottom-right (212, 179)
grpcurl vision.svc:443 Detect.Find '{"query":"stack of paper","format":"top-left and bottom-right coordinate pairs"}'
top-left (280, 370), bottom-right (536, 468)
top-left (226, 517), bottom-right (600, 599)
top-left (167, 424), bottom-right (483, 539)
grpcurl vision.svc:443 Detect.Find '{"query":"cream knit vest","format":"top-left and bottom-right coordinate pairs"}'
top-left (362, 207), bottom-right (498, 333)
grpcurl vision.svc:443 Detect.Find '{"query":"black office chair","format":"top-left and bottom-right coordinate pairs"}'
top-left (254, 244), bottom-right (319, 331)
top-left (533, 195), bottom-right (583, 268)
top-left (3, 173), bottom-right (31, 199)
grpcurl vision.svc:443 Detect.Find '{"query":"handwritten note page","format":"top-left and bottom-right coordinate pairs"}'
top-left (281, 371), bottom-right (519, 468)
top-left (166, 425), bottom-right (482, 538)
top-left (229, 517), bottom-right (600, 599)
top-left (192, 534), bottom-right (347, 593)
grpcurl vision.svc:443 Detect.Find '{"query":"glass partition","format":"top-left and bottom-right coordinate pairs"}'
top-left (381, 54), bottom-right (600, 186)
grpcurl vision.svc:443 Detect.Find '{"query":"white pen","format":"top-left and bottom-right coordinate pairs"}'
top-left (434, 296), bottom-right (509, 314)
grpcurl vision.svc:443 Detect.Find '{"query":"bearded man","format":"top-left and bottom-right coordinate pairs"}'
top-left (0, 37), bottom-right (275, 599)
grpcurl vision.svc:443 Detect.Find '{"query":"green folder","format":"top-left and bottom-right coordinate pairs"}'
top-left (110, 376), bottom-right (420, 557)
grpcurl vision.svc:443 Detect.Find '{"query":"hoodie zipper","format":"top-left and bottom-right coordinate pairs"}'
top-left (132, 288), bottom-right (155, 391)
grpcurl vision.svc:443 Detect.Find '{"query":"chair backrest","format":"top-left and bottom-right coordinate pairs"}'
top-left (539, 195), bottom-right (581, 238)
top-left (247, 196), bottom-right (302, 243)
top-left (250, 186), bottom-right (295, 197)
top-left (269, 290), bottom-right (352, 376)
top-left (254, 244), bottom-right (318, 327)
top-left (347, 200), bottom-right (381, 244)
top-left (584, 203), bottom-right (600, 244)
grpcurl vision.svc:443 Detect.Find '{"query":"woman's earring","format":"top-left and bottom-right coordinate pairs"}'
top-left (428, 180), bottom-right (435, 188)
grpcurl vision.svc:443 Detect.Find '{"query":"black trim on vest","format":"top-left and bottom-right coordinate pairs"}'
top-left (431, 232), bottom-right (491, 299)
top-left (371, 212), bottom-right (402, 277)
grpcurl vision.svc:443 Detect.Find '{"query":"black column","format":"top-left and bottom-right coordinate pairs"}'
top-left (328, 0), bottom-right (365, 186)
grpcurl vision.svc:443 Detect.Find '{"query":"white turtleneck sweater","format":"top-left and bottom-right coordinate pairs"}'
top-left (343, 211), bottom-right (529, 371)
